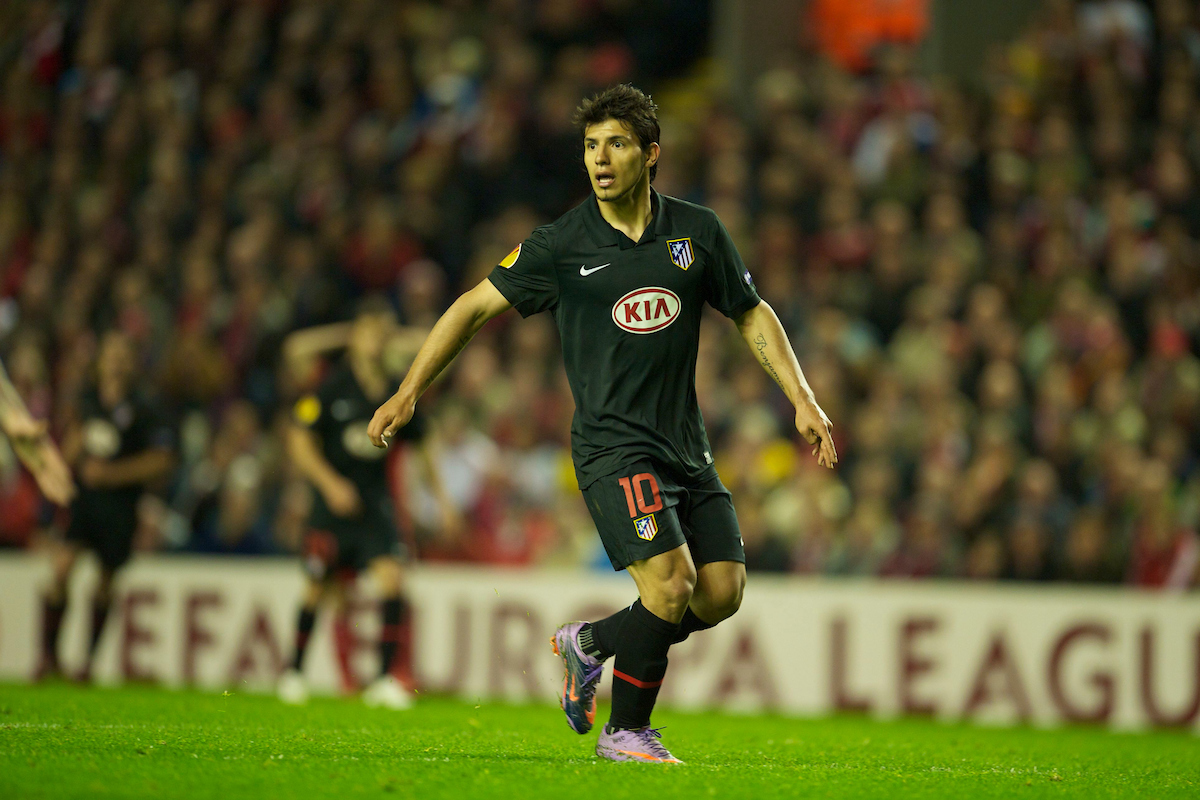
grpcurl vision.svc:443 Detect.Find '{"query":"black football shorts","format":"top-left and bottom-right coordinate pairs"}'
top-left (582, 460), bottom-right (745, 571)
top-left (65, 502), bottom-right (137, 571)
top-left (303, 495), bottom-right (407, 581)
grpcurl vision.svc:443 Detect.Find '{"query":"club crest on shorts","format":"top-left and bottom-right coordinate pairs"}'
top-left (666, 238), bottom-right (694, 270)
top-left (634, 513), bottom-right (659, 541)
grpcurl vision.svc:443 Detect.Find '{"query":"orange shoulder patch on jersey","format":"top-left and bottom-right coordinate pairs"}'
top-left (293, 394), bottom-right (321, 426)
top-left (498, 243), bottom-right (522, 268)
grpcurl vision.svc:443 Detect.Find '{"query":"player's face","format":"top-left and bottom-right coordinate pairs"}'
top-left (350, 313), bottom-right (391, 362)
top-left (584, 119), bottom-right (658, 203)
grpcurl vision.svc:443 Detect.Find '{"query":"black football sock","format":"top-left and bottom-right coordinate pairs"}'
top-left (608, 600), bottom-right (680, 731)
top-left (379, 597), bottom-right (405, 677)
top-left (582, 603), bottom-right (719, 660)
top-left (579, 604), bottom-right (633, 660)
top-left (673, 607), bottom-right (716, 643)
top-left (42, 597), bottom-right (66, 668)
top-left (291, 607), bottom-right (317, 671)
top-left (88, 598), bottom-right (111, 658)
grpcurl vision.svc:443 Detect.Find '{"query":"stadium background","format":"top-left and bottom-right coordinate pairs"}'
top-left (1, 0), bottom-right (1199, 730)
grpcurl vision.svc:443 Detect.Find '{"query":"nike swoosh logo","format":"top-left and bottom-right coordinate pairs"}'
top-left (579, 263), bottom-right (612, 276)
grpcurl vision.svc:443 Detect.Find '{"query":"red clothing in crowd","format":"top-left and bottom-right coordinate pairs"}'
top-left (809, 0), bottom-right (929, 73)
top-left (1128, 526), bottom-right (1199, 589)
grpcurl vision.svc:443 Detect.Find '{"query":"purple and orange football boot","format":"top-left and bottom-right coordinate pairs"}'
top-left (551, 621), bottom-right (605, 734)
top-left (595, 725), bottom-right (684, 764)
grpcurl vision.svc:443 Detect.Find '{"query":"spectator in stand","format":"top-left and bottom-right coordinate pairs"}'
top-left (0, 0), bottom-right (1195, 587)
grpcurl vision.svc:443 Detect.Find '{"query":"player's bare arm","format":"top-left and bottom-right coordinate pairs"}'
top-left (61, 409), bottom-right (172, 491)
top-left (368, 279), bottom-right (511, 448)
top-left (283, 321), bottom-right (429, 366)
top-left (0, 357), bottom-right (76, 505)
top-left (282, 321), bottom-right (354, 363)
top-left (287, 424), bottom-right (362, 517)
top-left (0, 358), bottom-right (40, 437)
top-left (79, 448), bottom-right (175, 490)
top-left (0, 357), bottom-right (54, 447)
top-left (735, 301), bottom-right (838, 469)
top-left (12, 431), bottom-right (75, 505)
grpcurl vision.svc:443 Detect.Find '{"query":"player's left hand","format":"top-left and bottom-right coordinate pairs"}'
top-left (795, 401), bottom-right (837, 469)
top-left (368, 391), bottom-right (415, 449)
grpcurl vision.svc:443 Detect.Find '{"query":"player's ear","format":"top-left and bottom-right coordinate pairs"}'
top-left (645, 142), bottom-right (660, 170)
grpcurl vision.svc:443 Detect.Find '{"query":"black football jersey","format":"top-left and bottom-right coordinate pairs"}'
top-left (72, 388), bottom-right (175, 521)
top-left (488, 190), bottom-right (760, 488)
top-left (293, 364), bottom-right (425, 522)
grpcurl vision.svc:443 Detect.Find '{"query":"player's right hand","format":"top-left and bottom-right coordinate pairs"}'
top-left (322, 476), bottom-right (363, 517)
top-left (367, 391), bottom-right (415, 449)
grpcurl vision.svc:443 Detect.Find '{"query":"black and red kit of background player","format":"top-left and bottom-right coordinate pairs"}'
top-left (40, 331), bottom-right (176, 681)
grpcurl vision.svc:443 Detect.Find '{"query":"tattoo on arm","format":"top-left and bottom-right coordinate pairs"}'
top-left (420, 334), bottom-right (473, 393)
top-left (753, 333), bottom-right (785, 390)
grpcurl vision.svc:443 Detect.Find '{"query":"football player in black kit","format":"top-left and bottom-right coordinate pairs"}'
top-left (39, 331), bottom-right (175, 680)
top-left (279, 299), bottom-right (455, 708)
top-left (369, 85), bottom-right (837, 762)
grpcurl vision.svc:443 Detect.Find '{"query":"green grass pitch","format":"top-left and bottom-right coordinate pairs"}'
top-left (1, 683), bottom-right (1196, 799)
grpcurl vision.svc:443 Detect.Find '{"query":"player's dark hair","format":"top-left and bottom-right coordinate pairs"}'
top-left (354, 293), bottom-right (397, 322)
top-left (573, 84), bottom-right (660, 182)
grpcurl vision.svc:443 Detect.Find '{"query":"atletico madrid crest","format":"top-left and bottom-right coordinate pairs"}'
top-left (634, 513), bottom-right (659, 541)
top-left (666, 238), bottom-right (694, 270)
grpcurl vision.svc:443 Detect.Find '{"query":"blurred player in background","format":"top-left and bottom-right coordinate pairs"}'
top-left (39, 331), bottom-right (175, 680)
top-left (0, 357), bottom-right (74, 507)
top-left (279, 298), bottom-right (457, 709)
top-left (369, 85), bottom-right (837, 763)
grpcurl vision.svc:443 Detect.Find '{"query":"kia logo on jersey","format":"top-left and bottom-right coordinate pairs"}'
top-left (611, 287), bottom-right (681, 334)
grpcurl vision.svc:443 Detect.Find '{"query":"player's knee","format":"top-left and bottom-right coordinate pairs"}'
top-left (666, 575), bottom-right (695, 606)
top-left (696, 567), bottom-right (745, 623)
top-left (302, 581), bottom-right (324, 609)
top-left (371, 558), bottom-right (404, 596)
top-left (667, 555), bottom-right (698, 598)
top-left (640, 572), bottom-right (694, 623)
top-left (657, 570), bottom-right (696, 617)
top-left (51, 548), bottom-right (75, 584)
top-left (715, 577), bottom-right (745, 621)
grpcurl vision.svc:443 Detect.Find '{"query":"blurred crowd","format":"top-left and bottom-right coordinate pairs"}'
top-left (0, 0), bottom-right (1197, 588)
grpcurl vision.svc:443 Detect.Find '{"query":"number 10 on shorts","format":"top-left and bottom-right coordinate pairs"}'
top-left (617, 472), bottom-right (663, 517)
